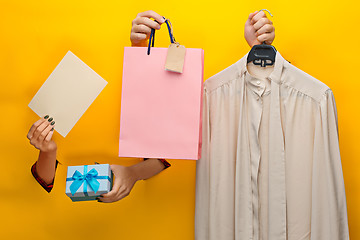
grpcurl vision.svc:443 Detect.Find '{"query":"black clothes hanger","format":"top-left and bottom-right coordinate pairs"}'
top-left (246, 9), bottom-right (277, 67)
top-left (247, 43), bottom-right (277, 67)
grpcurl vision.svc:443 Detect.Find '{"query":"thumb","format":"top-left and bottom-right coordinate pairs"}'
top-left (102, 165), bottom-right (120, 198)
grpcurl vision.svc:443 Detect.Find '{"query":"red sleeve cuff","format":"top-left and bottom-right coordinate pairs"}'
top-left (31, 161), bottom-right (58, 193)
top-left (143, 158), bottom-right (171, 169)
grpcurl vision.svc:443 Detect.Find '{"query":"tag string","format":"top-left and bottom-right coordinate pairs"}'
top-left (147, 17), bottom-right (177, 55)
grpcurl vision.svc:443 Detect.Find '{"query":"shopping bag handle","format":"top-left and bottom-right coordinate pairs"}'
top-left (147, 17), bottom-right (176, 55)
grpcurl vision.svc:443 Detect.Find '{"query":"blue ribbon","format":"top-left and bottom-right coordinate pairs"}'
top-left (67, 165), bottom-right (111, 196)
top-left (147, 18), bottom-right (175, 55)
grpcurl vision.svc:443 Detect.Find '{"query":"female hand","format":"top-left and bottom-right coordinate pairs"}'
top-left (130, 10), bottom-right (165, 47)
top-left (27, 115), bottom-right (57, 153)
top-left (98, 164), bottom-right (139, 203)
top-left (244, 10), bottom-right (275, 47)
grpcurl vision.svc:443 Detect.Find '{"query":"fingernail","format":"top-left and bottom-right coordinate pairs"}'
top-left (160, 17), bottom-right (165, 23)
top-left (48, 117), bottom-right (53, 122)
top-left (51, 127), bottom-right (54, 131)
top-left (51, 121), bottom-right (55, 125)
top-left (44, 115), bottom-right (49, 119)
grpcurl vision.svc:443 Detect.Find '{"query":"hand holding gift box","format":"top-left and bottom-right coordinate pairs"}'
top-left (65, 164), bottom-right (113, 202)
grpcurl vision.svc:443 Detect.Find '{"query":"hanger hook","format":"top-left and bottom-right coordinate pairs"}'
top-left (259, 9), bottom-right (273, 17)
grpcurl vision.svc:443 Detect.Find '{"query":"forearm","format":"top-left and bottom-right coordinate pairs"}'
top-left (129, 158), bottom-right (166, 181)
top-left (35, 149), bottom-right (57, 185)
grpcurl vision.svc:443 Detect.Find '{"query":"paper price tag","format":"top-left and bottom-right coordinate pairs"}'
top-left (165, 43), bottom-right (186, 73)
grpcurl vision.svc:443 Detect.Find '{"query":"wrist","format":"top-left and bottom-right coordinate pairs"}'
top-left (40, 142), bottom-right (57, 153)
top-left (131, 41), bottom-right (148, 47)
top-left (127, 165), bottom-right (141, 181)
top-left (39, 147), bottom-right (57, 156)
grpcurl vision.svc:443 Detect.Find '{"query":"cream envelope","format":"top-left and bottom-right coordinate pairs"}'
top-left (28, 51), bottom-right (107, 137)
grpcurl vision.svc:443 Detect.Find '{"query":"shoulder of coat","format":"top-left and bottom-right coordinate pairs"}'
top-left (282, 61), bottom-right (330, 103)
top-left (204, 60), bottom-right (244, 93)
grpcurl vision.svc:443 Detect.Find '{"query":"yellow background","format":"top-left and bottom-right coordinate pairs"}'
top-left (1, 0), bottom-right (359, 239)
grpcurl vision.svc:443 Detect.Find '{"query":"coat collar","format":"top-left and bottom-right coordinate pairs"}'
top-left (236, 51), bottom-right (285, 85)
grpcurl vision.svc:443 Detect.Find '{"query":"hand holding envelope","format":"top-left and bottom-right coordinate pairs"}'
top-left (28, 51), bottom-right (108, 137)
top-left (27, 115), bottom-right (57, 153)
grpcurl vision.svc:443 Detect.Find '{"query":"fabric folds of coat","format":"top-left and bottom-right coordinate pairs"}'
top-left (195, 52), bottom-right (349, 240)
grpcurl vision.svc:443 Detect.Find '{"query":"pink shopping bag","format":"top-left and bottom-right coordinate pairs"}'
top-left (119, 19), bottom-right (203, 160)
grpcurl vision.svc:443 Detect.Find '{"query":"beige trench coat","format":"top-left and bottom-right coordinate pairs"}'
top-left (195, 52), bottom-right (349, 240)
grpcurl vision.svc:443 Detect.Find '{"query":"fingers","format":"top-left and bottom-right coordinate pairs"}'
top-left (99, 186), bottom-right (129, 203)
top-left (99, 165), bottom-right (121, 201)
top-left (101, 179), bottom-right (120, 199)
top-left (132, 17), bottom-right (162, 30)
top-left (31, 119), bottom-right (49, 142)
top-left (131, 16), bottom-right (161, 45)
top-left (131, 10), bottom-right (164, 46)
top-left (98, 164), bottom-right (134, 203)
top-left (28, 115), bottom-right (56, 150)
top-left (130, 32), bottom-right (148, 43)
top-left (27, 118), bottom-right (44, 140)
top-left (253, 18), bottom-right (272, 32)
top-left (44, 127), bottom-right (55, 142)
top-left (131, 24), bottom-right (152, 41)
top-left (250, 10), bottom-right (275, 44)
top-left (137, 10), bottom-right (165, 24)
top-left (250, 10), bottom-right (266, 25)
top-left (132, 24), bottom-right (153, 34)
top-left (247, 11), bottom-right (258, 21)
top-left (32, 117), bottom-right (54, 141)
top-left (256, 23), bottom-right (275, 37)
top-left (257, 32), bottom-right (275, 45)
top-left (39, 123), bottom-right (54, 143)
top-left (114, 187), bottom-right (130, 202)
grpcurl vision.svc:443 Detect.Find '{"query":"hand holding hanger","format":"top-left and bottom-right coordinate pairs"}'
top-left (245, 10), bottom-right (275, 47)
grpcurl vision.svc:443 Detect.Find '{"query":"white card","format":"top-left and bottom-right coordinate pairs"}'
top-left (28, 51), bottom-right (107, 137)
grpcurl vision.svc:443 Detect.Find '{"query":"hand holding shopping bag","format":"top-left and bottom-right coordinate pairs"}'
top-left (119, 18), bottom-right (204, 160)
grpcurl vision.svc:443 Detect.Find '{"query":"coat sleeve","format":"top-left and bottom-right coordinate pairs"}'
top-left (31, 160), bottom-right (59, 193)
top-left (195, 87), bottom-right (211, 240)
top-left (311, 89), bottom-right (349, 240)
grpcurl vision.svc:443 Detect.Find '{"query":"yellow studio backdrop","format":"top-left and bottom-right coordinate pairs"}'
top-left (0, 0), bottom-right (359, 239)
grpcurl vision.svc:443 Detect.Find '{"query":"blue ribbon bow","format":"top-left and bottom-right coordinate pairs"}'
top-left (69, 166), bottom-right (100, 196)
